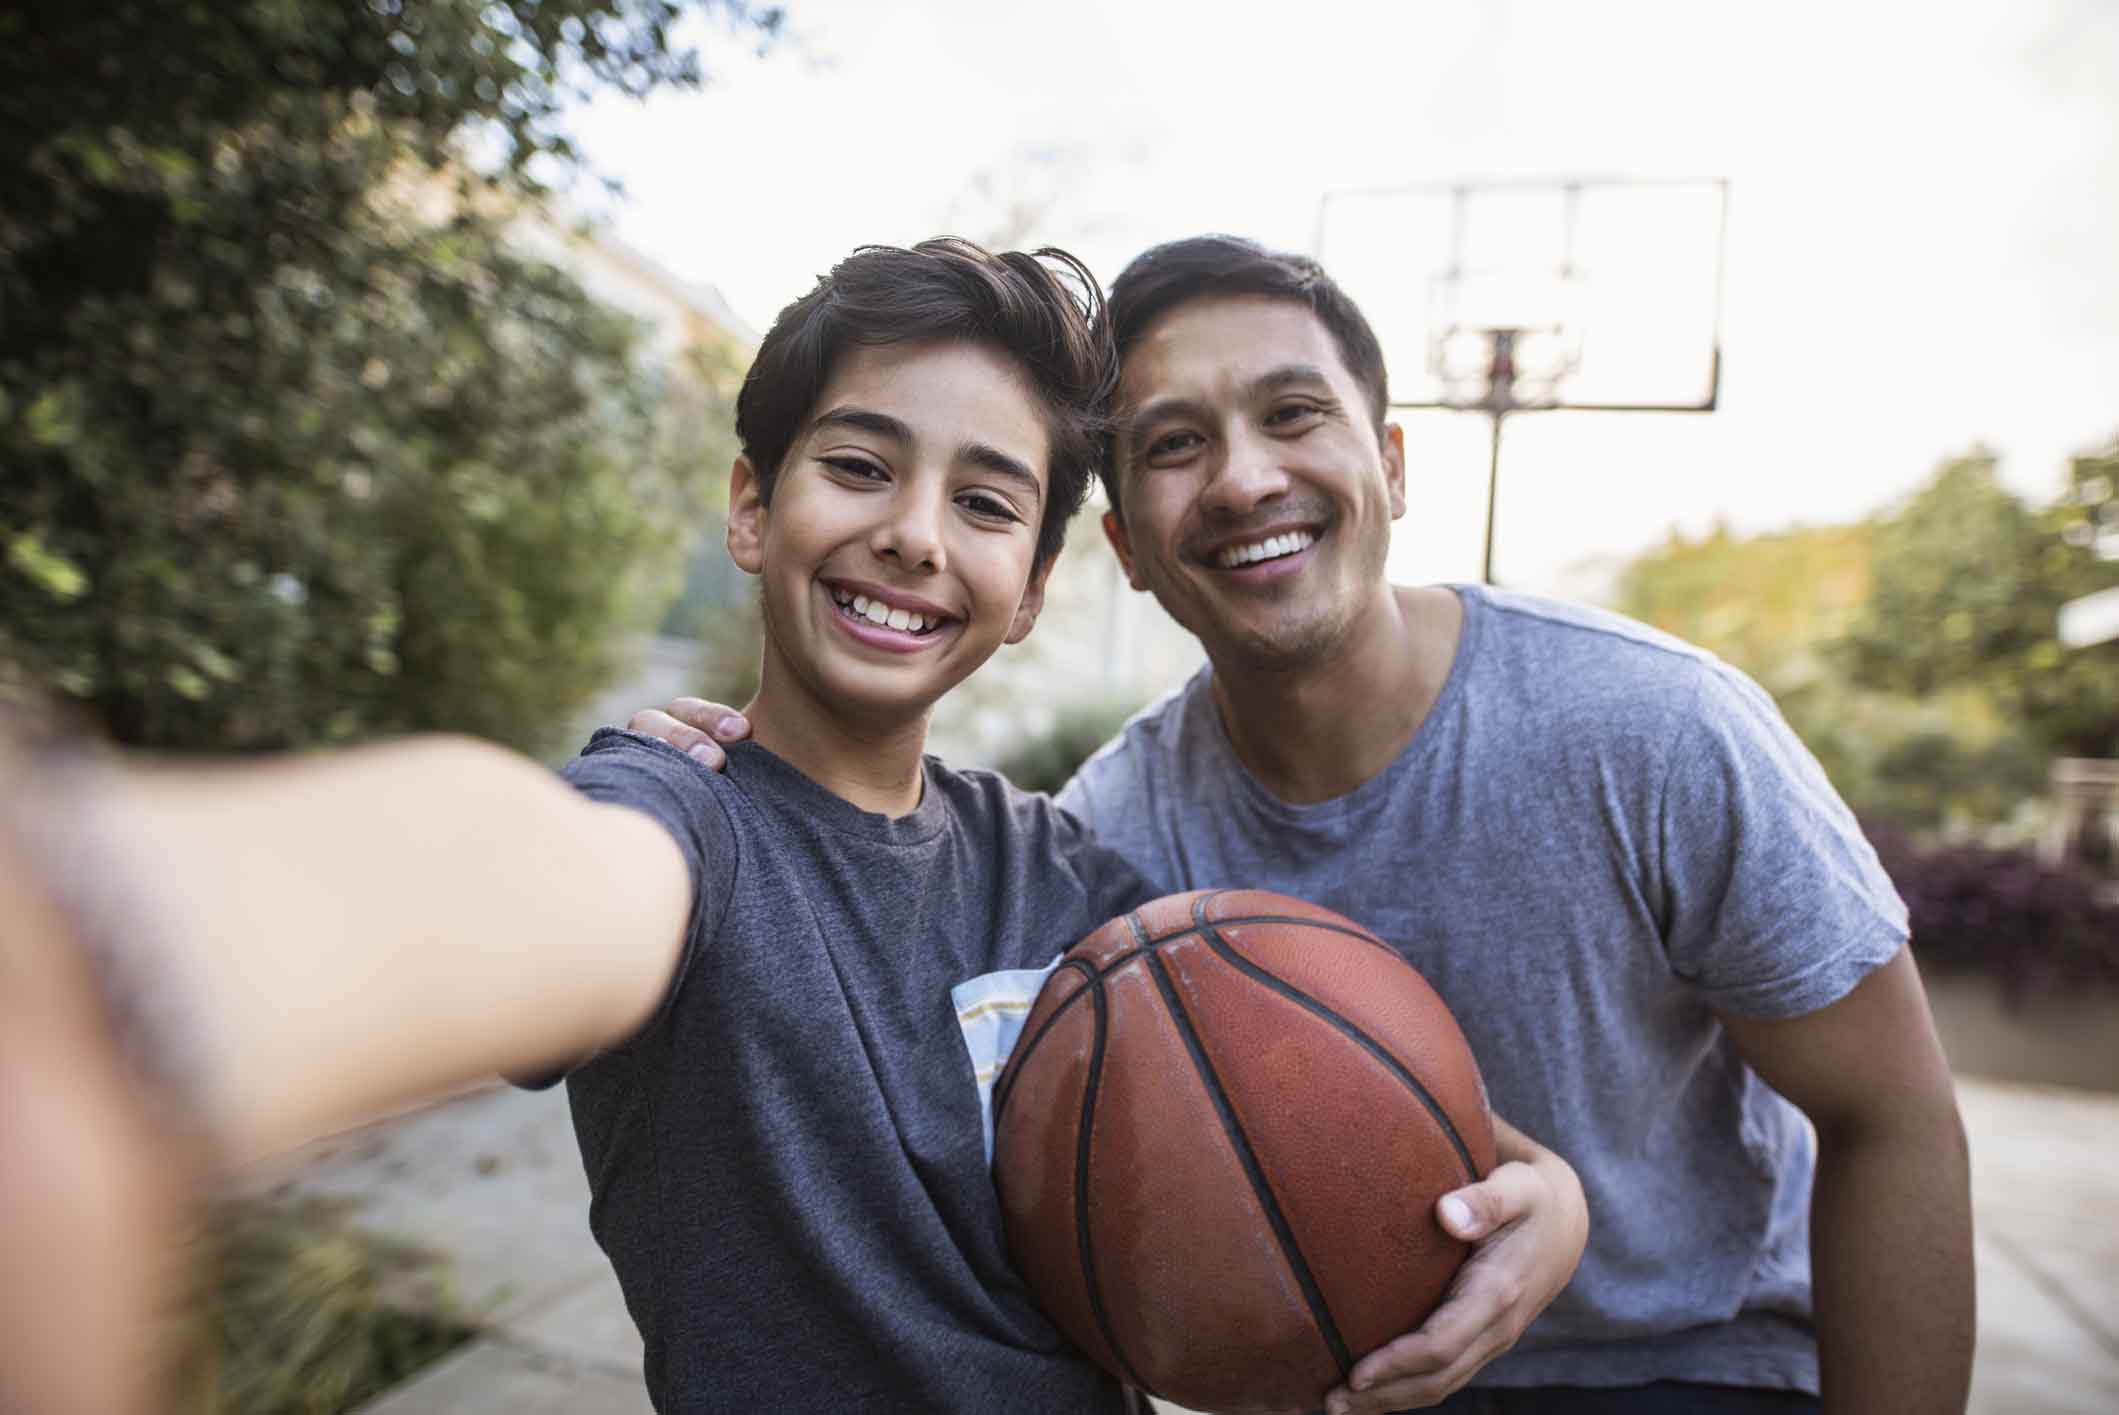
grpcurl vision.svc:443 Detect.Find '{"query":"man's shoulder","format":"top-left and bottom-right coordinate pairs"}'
top-left (1465, 584), bottom-right (1718, 674)
top-left (1060, 673), bottom-right (1210, 807)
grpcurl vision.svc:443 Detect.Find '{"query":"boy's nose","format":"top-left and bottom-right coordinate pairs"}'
top-left (871, 493), bottom-right (946, 573)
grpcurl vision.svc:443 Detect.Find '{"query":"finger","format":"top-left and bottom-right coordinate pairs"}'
top-left (1437, 1158), bottom-right (1542, 1240)
top-left (626, 708), bottom-right (724, 768)
top-left (666, 697), bottom-right (750, 741)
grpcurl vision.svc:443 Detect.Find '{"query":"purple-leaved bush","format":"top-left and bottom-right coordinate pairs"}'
top-left (1865, 823), bottom-right (2119, 1006)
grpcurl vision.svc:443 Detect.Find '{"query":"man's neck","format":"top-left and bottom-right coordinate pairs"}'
top-left (742, 669), bottom-right (930, 819)
top-left (1207, 584), bottom-right (1464, 806)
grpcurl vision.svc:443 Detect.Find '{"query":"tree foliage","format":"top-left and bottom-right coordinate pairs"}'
top-left (1, 0), bottom-right (778, 754)
top-left (1838, 448), bottom-right (2119, 759)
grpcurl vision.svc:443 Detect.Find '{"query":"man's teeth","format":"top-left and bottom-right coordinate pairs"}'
top-left (837, 590), bottom-right (935, 634)
top-left (1217, 530), bottom-right (1317, 569)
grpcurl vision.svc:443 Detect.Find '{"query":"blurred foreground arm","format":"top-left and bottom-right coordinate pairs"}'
top-left (1326, 1115), bottom-right (1587, 1414)
top-left (1720, 945), bottom-right (1973, 1415)
top-left (25, 732), bottom-right (690, 1164)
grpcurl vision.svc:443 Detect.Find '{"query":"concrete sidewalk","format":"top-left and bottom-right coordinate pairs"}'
top-left (248, 1075), bottom-right (2119, 1415)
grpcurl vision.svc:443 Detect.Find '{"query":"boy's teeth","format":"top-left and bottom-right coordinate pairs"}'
top-left (844, 591), bottom-right (930, 633)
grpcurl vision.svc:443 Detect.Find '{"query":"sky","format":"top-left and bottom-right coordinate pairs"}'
top-left (565, 0), bottom-right (2119, 591)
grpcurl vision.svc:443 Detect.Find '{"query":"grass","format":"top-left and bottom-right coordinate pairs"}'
top-left (201, 1196), bottom-right (476, 1415)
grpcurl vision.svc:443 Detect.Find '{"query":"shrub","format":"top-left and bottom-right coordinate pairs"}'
top-left (1866, 823), bottom-right (2119, 1005)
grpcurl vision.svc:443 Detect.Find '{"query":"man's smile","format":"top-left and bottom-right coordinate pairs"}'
top-left (1214, 529), bottom-right (1318, 569)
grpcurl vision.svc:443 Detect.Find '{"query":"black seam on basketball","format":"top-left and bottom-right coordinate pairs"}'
top-left (992, 957), bottom-right (1099, 1130)
top-left (1075, 963), bottom-right (1154, 1395)
top-left (997, 913), bottom-right (1390, 1088)
top-left (1192, 908), bottom-right (1482, 1186)
top-left (1145, 947), bottom-right (1356, 1382)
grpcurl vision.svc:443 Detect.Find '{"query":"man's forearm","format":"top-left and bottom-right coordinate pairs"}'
top-left (1810, 1107), bottom-right (1974, 1414)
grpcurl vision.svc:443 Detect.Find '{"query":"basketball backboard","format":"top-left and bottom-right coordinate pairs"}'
top-left (1313, 176), bottom-right (1729, 412)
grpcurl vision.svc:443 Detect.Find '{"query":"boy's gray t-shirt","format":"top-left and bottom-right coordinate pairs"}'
top-left (558, 730), bottom-right (1154, 1414)
top-left (1056, 585), bottom-right (1908, 1394)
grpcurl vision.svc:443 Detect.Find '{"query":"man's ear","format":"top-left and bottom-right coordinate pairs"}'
top-left (726, 455), bottom-right (766, 574)
top-left (1004, 556), bottom-right (1053, 645)
top-left (1102, 510), bottom-right (1147, 591)
top-left (1382, 421), bottom-right (1407, 520)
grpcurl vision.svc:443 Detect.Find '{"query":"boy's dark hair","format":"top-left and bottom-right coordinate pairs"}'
top-left (1101, 234), bottom-right (1390, 510)
top-left (736, 238), bottom-right (1116, 572)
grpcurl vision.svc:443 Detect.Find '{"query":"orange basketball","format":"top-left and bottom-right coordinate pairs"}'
top-left (992, 889), bottom-right (1495, 1415)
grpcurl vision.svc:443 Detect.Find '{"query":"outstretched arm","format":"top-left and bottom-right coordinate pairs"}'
top-left (26, 732), bottom-right (691, 1163)
top-left (1720, 944), bottom-right (1973, 1415)
top-left (1325, 1114), bottom-right (1588, 1415)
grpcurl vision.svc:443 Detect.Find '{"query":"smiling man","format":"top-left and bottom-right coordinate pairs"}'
top-left (1053, 236), bottom-right (1975, 1415)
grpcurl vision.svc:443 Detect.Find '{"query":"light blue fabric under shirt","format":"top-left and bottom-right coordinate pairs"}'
top-left (1055, 584), bottom-right (1909, 1395)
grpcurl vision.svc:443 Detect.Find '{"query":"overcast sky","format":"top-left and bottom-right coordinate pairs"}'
top-left (566, 0), bottom-right (2119, 589)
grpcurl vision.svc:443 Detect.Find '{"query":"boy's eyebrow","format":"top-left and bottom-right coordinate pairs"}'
top-left (809, 406), bottom-right (911, 442)
top-left (960, 443), bottom-right (1043, 504)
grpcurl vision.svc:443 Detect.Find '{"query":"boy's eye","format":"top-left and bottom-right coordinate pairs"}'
top-left (958, 491), bottom-right (1024, 525)
top-left (820, 454), bottom-right (887, 482)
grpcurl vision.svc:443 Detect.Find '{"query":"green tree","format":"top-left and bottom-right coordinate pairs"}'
top-left (1839, 448), bottom-right (2119, 760)
top-left (0, 0), bottom-right (778, 755)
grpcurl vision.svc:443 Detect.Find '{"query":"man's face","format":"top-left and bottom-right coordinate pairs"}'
top-left (1104, 295), bottom-right (1405, 671)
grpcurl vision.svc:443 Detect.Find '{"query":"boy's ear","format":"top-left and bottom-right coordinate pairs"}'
top-left (726, 455), bottom-right (765, 574)
top-left (1102, 510), bottom-right (1147, 591)
top-left (1004, 558), bottom-right (1054, 646)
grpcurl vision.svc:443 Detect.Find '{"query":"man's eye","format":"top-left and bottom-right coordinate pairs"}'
top-left (1144, 429), bottom-right (1203, 461)
top-left (1266, 403), bottom-right (1323, 428)
top-left (820, 455), bottom-right (887, 482)
top-left (958, 492), bottom-right (1023, 524)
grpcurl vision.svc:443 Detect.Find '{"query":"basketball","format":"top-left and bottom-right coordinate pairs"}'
top-left (992, 889), bottom-right (1496, 1415)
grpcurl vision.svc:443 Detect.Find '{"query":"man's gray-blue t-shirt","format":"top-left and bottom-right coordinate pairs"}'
top-left (1056, 585), bottom-right (1908, 1394)
top-left (559, 731), bottom-right (1154, 1414)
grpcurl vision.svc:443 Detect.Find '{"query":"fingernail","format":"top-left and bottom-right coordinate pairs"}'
top-left (714, 719), bottom-right (746, 740)
top-left (1440, 1194), bottom-right (1474, 1232)
top-left (688, 743), bottom-right (720, 764)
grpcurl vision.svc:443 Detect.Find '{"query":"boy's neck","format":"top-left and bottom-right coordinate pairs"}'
top-left (741, 673), bottom-right (931, 820)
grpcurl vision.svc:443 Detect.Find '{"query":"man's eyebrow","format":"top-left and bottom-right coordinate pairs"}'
top-left (1252, 363), bottom-right (1335, 396)
top-left (960, 442), bottom-right (1044, 504)
top-left (1121, 395), bottom-right (1210, 448)
top-left (808, 406), bottom-right (911, 442)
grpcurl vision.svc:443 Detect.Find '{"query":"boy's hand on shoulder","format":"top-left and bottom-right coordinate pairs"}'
top-left (628, 697), bottom-right (751, 770)
top-left (1325, 1117), bottom-right (1587, 1414)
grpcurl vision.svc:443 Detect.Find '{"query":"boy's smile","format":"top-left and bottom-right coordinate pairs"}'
top-left (727, 338), bottom-right (1053, 736)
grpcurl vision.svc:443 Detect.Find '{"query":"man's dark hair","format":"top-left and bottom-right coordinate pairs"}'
top-left (736, 238), bottom-right (1116, 572)
top-left (1101, 234), bottom-right (1390, 509)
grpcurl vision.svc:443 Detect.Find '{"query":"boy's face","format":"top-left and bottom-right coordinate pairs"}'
top-left (727, 339), bottom-right (1053, 724)
top-left (1103, 294), bottom-right (1405, 671)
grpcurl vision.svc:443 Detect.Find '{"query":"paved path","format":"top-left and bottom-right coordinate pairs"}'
top-left (243, 1075), bottom-right (2119, 1415)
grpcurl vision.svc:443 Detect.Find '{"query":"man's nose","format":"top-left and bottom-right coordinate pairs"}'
top-left (1199, 430), bottom-right (1291, 518)
top-left (871, 487), bottom-right (946, 572)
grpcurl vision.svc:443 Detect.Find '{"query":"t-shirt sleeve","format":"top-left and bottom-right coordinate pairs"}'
top-left (1658, 661), bottom-right (1909, 1019)
top-left (1053, 795), bottom-right (1165, 918)
top-left (1052, 763), bottom-right (1099, 832)
top-left (551, 728), bottom-right (737, 1047)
